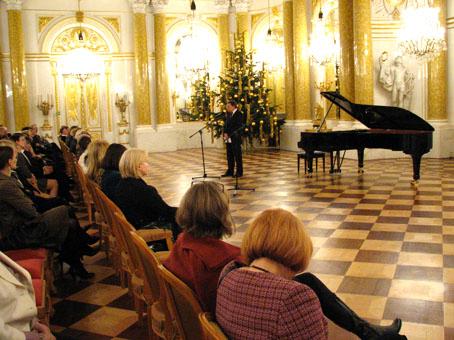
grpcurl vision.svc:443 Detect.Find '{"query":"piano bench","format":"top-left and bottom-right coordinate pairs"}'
top-left (297, 151), bottom-right (326, 174)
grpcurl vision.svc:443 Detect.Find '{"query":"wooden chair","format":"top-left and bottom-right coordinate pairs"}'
top-left (85, 179), bottom-right (107, 257)
top-left (130, 231), bottom-right (176, 340)
top-left (199, 313), bottom-right (228, 340)
top-left (158, 264), bottom-right (204, 340)
top-left (73, 162), bottom-right (94, 225)
top-left (114, 212), bottom-right (173, 327)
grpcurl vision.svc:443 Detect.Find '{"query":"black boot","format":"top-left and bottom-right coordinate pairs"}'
top-left (294, 273), bottom-right (404, 339)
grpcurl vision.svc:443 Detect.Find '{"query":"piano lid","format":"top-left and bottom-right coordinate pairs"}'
top-left (321, 91), bottom-right (434, 131)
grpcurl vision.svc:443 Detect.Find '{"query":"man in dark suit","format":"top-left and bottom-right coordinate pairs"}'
top-left (222, 100), bottom-right (243, 177)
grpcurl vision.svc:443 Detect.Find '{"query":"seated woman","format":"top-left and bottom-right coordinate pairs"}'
top-left (85, 140), bottom-right (108, 183)
top-left (164, 183), bottom-right (403, 339)
top-left (217, 208), bottom-right (405, 340)
top-left (76, 135), bottom-right (91, 173)
top-left (114, 148), bottom-right (180, 239)
top-left (164, 181), bottom-right (241, 314)
top-left (0, 145), bottom-right (97, 279)
top-left (100, 143), bottom-right (127, 200)
top-left (0, 251), bottom-right (56, 340)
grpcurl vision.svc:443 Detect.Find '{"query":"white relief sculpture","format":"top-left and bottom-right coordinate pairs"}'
top-left (378, 51), bottom-right (415, 109)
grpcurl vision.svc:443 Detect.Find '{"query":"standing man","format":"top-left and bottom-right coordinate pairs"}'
top-left (222, 100), bottom-right (243, 177)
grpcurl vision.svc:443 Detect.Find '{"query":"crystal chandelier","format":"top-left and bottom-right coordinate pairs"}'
top-left (398, 3), bottom-right (446, 61)
top-left (309, 9), bottom-right (337, 66)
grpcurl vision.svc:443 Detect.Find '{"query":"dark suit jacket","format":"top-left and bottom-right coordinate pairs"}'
top-left (101, 170), bottom-right (121, 201)
top-left (0, 174), bottom-right (38, 238)
top-left (223, 110), bottom-right (243, 143)
top-left (114, 177), bottom-right (177, 229)
top-left (16, 152), bottom-right (34, 180)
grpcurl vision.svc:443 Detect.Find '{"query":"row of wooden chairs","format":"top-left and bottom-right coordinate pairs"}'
top-left (64, 144), bottom-right (228, 339)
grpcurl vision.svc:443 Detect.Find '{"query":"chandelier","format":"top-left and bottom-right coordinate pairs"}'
top-left (398, 3), bottom-right (446, 61)
top-left (309, 9), bottom-right (337, 66)
top-left (58, 47), bottom-right (103, 81)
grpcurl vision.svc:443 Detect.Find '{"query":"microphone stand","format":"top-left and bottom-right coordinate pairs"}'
top-left (190, 119), bottom-right (221, 181)
top-left (225, 123), bottom-right (255, 196)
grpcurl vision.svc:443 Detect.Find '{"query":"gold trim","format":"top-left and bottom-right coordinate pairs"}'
top-left (218, 14), bottom-right (229, 72)
top-left (339, 0), bottom-right (354, 120)
top-left (237, 12), bottom-right (250, 51)
top-left (133, 12), bottom-right (152, 125)
top-left (8, 10), bottom-right (30, 130)
top-left (102, 16), bottom-right (120, 32)
top-left (38, 16), bottom-right (55, 33)
top-left (251, 13), bottom-right (265, 31)
top-left (283, 0), bottom-right (294, 120)
top-left (50, 61), bottom-right (60, 130)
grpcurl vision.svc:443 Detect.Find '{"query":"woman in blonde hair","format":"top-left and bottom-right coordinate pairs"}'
top-left (114, 148), bottom-right (180, 241)
top-left (216, 208), bottom-right (404, 340)
top-left (85, 139), bottom-right (108, 183)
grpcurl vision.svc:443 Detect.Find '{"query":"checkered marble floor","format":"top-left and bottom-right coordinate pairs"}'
top-left (50, 148), bottom-right (454, 340)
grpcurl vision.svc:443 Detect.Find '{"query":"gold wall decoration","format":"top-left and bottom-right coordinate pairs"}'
top-left (51, 27), bottom-right (109, 53)
top-left (251, 13), bottom-right (264, 31)
top-left (353, 0), bottom-right (373, 105)
top-left (154, 13), bottom-right (171, 125)
top-left (86, 78), bottom-right (99, 123)
top-left (133, 12), bottom-right (152, 125)
top-left (0, 33), bottom-right (7, 126)
top-left (428, 0), bottom-right (447, 120)
top-left (293, 0), bottom-right (311, 120)
top-left (64, 77), bottom-right (81, 124)
top-left (283, 0), bottom-right (295, 120)
top-left (8, 9), bottom-right (30, 130)
top-left (104, 60), bottom-right (112, 131)
top-left (50, 61), bottom-right (60, 130)
top-left (38, 16), bottom-right (55, 33)
top-left (237, 12), bottom-right (250, 51)
top-left (102, 17), bottom-right (120, 33)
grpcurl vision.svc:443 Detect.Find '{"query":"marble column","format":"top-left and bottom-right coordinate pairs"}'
top-left (353, 0), bottom-right (373, 105)
top-left (338, 0), bottom-right (354, 120)
top-left (428, 0), bottom-right (447, 120)
top-left (0, 34), bottom-right (6, 126)
top-left (153, 9), bottom-right (171, 125)
top-left (6, 0), bottom-right (29, 130)
top-left (217, 10), bottom-right (229, 73)
top-left (292, 0), bottom-right (311, 120)
top-left (237, 11), bottom-right (250, 51)
top-left (131, 1), bottom-right (152, 125)
top-left (283, 0), bottom-right (295, 120)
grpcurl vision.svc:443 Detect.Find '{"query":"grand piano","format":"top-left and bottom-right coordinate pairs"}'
top-left (297, 91), bottom-right (434, 183)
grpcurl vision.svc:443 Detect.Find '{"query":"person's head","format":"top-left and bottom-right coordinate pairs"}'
top-left (176, 181), bottom-right (233, 239)
top-left (30, 124), bottom-right (38, 136)
top-left (10, 133), bottom-right (27, 150)
top-left (75, 129), bottom-right (90, 140)
top-left (0, 126), bottom-right (8, 139)
top-left (102, 143), bottom-right (127, 171)
top-left (59, 125), bottom-right (69, 136)
top-left (119, 148), bottom-right (150, 179)
top-left (77, 135), bottom-right (92, 154)
top-left (69, 126), bottom-right (80, 137)
top-left (242, 208), bottom-right (313, 274)
top-left (226, 100), bottom-right (238, 113)
top-left (86, 140), bottom-right (109, 181)
top-left (0, 143), bottom-right (17, 174)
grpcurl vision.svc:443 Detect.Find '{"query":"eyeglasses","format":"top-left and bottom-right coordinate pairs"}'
top-left (191, 179), bottom-right (225, 192)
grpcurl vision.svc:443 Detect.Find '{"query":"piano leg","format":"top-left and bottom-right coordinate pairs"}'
top-left (329, 152), bottom-right (335, 173)
top-left (306, 151), bottom-right (314, 177)
top-left (357, 148), bottom-right (365, 174)
top-left (411, 153), bottom-right (422, 184)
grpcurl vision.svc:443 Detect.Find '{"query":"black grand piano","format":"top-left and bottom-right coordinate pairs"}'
top-left (297, 91), bottom-right (434, 182)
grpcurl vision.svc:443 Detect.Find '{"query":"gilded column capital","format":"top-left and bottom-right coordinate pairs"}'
top-left (149, 0), bottom-right (168, 14)
top-left (215, 0), bottom-right (249, 13)
top-left (129, 0), bottom-right (147, 13)
top-left (4, 0), bottom-right (23, 10)
top-left (235, 0), bottom-right (250, 13)
top-left (215, 1), bottom-right (229, 15)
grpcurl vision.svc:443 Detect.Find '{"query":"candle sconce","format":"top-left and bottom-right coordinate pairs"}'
top-left (115, 93), bottom-right (130, 145)
top-left (37, 95), bottom-right (54, 134)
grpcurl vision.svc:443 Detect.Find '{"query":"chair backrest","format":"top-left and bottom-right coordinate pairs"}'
top-left (199, 313), bottom-right (228, 340)
top-left (94, 186), bottom-right (125, 245)
top-left (74, 162), bottom-right (91, 201)
top-left (114, 212), bottom-right (143, 277)
top-left (86, 179), bottom-right (102, 216)
top-left (157, 264), bottom-right (204, 340)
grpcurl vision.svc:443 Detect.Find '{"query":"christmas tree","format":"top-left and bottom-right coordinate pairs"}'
top-left (189, 34), bottom-right (284, 145)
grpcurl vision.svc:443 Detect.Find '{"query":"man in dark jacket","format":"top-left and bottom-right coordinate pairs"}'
top-left (222, 100), bottom-right (243, 177)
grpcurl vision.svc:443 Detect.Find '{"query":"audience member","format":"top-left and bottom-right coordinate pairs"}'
top-left (85, 139), bottom-right (108, 183)
top-left (0, 144), bottom-right (97, 279)
top-left (66, 126), bottom-right (79, 153)
top-left (0, 125), bottom-right (9, 140)
top-left (216, 208), bottom-right (404, 340)
top-left (115, 148), bottom-right (180, 239)
top-left (164, 181), bottom-right (240, 314)
top-left (11, 133), bottom-right (58, 197)
top-left (29, 124), bottom-right (50, 155)
top-left (76, 135), bottom-right (91, 173)
top-left (0, 251), bottom-right (56, 340)
top-left (59, 125), bottom-right (69, 143)
top-left (100, 143), bottom-right (126, 200)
